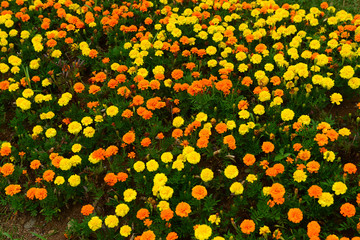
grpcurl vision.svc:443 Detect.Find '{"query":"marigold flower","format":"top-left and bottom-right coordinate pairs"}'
top-left (161, 208), bottom-right (174, 221)
top-left (5, 184), bottom-right (21, 196)
top-left (1, 163), bottom-right (14, 177)
top-left (240, 219), bottom-right (255, 235)
top-left (81, 204), bottom-right (94, 216)
top-left (192, 185), bottom-right (207, 200)
top-left (136, 208), bottom-right (150, 220)
top-left (262, 142), bottom-right (274, 153)
top-left (288, 208), bottom-right (303, 223)
top-left (175, 202), bottom-right (191, 217)
top-left (340, 203), bottom-right (356, 217)
top-left (122, 131), bottom-right (135, 144)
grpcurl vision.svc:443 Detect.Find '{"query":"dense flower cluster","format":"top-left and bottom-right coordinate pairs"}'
top-left (0, 0), bottom-right (360, 239)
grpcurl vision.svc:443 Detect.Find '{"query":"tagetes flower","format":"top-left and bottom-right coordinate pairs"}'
top-left (262, 142), bottom-right (274, 153)
top-left (88, 216), bottom-right (102, 231)
top-left (192, 185), bottom-right (207, 200)
top-left (122, 131), bottom-right (135, 144)
top-left (81, 204), bottom-right (94, 216)
top-left (288, 208), bottom-right (303, 223)
top-left (240, 219), bottom-right (255, 235)
top-left (5, 184), bottom-right (21, 196)
top-left (194, 224), bottom-right (212, 240)
top-left (175, 202), bottom-right (191, 217)
top-left (340, 203), bottom-right (356, 217)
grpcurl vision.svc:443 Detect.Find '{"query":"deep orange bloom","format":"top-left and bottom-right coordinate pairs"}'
top-left (137, 208), bottom-right (150, 220)
top-left (215, 123), bottom-right (227, 134)
top-left (141, 138), bottom-right (151, 147)
top-left (191, 185), bottom-right (207, 200)
top-left (243, 154), bottom-right (256, 166)
top-left (122, 131), bottom-right (135, 144)
top-left (161, 208), bottom-right (174, 221)
top-left (81, 204), bottom-right (94, 216)
top-left (117, 172), bottom-right (128, 182)
top-left (175, 202), bottom-right (191, 217)
top-left (141, 230), bottom-right (156, 240)
top-left (35, 188), bottom-right (47, 200)
top-left (308, 185), bottom-right (323, 198)
top-left (307, 221), bottom-right (321, 238)
top-left (104, 173), bottom-right (118, 186)
top-left (1, 163), bottom-right (14, 177)
top-left (166, 232), bottom-right (178, 240)
top-left (262, 142), bottom-right (274, 153)
top-left (270, 183), bottom-right (285, 199)
top-left (223, 135), bottom-right (236, 150)
top-left (306, 161), bottom-right (320, 173)
top-left (5, 184), bottom-right (21, 196)
top-left (340, 203), bottom-right (356, 217)
top-left (171, 69), bottom-right (184, 80)
top-left (240, 219), bottom-right (255, 234)
top-left (344, 163), bottom-right (357, 174)
top-left (43, 170), bottom-right (55, 182)
top-left (288, 208), bottom-right (303, 223)
top-left (30, 160), bottom-right (41, 170)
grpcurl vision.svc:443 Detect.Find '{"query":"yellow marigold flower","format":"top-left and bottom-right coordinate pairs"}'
top-left (106, 106), bottom-right (119, 117)
top-left (123, 188), bottom-right (137, 202)
top-left (224, 165), bottom-right (239, 179)
top-left (332, 182), bottom-right (347, 195)
top-left (104, 215), bottom-right (119, 228)
top-left (208, 214), bottom-right (221, 225)
top-left (146, 159), bottom-right (159, 172)
top-left (83, 127), bottom-right (95, 138)
top-left (281, 109), bottom-right (295, 121)
top-left (88, 216), bottom-right (102, 231)
top-left (194, 224), bottom-right (212, 240)
top-left (16, 97), bottom-right (31, 110)
top-left (293, 169), bottom-right (307, 182)
top-left (339, 128), bottom-right (351, 136)
top-left (330, 93), bottom-right (343, 105)
top-left (133, 161), bottom-right (145, 172)
top-left (200, 168), bottom-right (214, 182)
top-left (161, 152), bottom-right (173, 163)
top-left (120, 225), bottom-right (132, 237)
top-left (68, 121), bottom-right (82, 134)
top-left (45, 128), bottom-right (56, 138)
top-left (51, 50), bottom-right (62, 58)
top-left (173, 116), bottom-right (184, 128)
top-left (68, 174), bottom-right (81, 187)
top-left (115, 203), bottom-right (130, 217)
top-left (318, 192), bottom-right (334, 207)
top-left (72, 144), bottom-right (82, 153)
top-left (54, 176), bottom-right (65, 185)
top-left (230, 182), bottom-right (244, 195)
top-left (186, 151), bottom-right (201, 164)
top-left (159, 186), bottom-right (174, 200)
top-left (340, 66), bottom-right (355, 79)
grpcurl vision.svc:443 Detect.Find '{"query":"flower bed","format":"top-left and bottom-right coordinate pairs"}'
top-left (1, 0), bottom-right (360, 239)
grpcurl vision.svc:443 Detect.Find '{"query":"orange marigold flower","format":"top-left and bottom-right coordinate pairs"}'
top-left (141, 230), bottom-right (156, 240)
top-left (307, 221), bottom-right (321, 238)
top-left (30, 160), bottom-right (41, 170)
top-left (293, 143), bottom-right (302, 151)
top-left (161, 208), bottom-right (174, 221)
top-left (191, 185), bottom-right (207, 200)
top-left (175, 202), bottom-right (191, 217)
top-left (105, 145), bottom-right (118, 158)
top-left (308, 185), bottom-right (323, 198)
top-left (172, 129), bottom-right (183, 139)
top-left (156, 132), bottom-right (164, 140)
top-left (306, 161), bottom-right (320, 173)
top-left (35, 188), bottom-right (47, 200)
top-left (196, 137), bottom-right (208, 148)
top-left (243, 154), bottom-right (256, 166)
top-left (5, 184), bottom-right (21, 196)
top-left (215, 123), bottom-right (227, 134)
top-left (89, 85), bottom-right (101, 94)
top-left (122, 109), bottom-right (133, 118)
top-left (1, 163), bottom-right (14, 177)
top-left (240, 219), bottom-right (255, 234)
top-left (171, 69), bottom-right (184, 80)
top-left (141, 138), bottom-right (151, 147)
top-left (340, 203), bottom-right (356, 217)
top-left (104, 173), bottom-right (118, 186)
top-left (117, 172), bottom-right (128, 182)
top-left (288, 208), bottom-right (303, 223)
top-left (81, 204), bottom-right (94, 216)
top-left (123, 131), bottom-right (135, 144)
top-left (238, 100), bottom-right (249, 110)
top-left (137, 208), bottom-right (150, 220)
top-left (270, 183), bottom-right (285, 199)
top-left (344, 163), bottom-right (357, 174)
top-left (314, 133), bottom-right (328, 146)
top-left (262, 141), bottom-right (274, 153)
top-left (43, 170), bottom-right (55, 182)
top-left (166, 232), bottom-right (178, 240)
